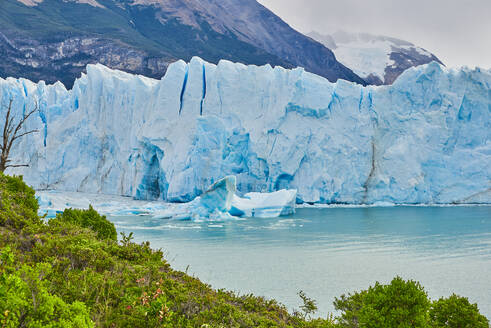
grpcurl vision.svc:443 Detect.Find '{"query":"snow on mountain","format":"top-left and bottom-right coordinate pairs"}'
top-left (16, 0), bottom-right (42, 6)
top-left (1, 58), bottom-right (490, 204)
top-left (16, 0), bottom-right (104, 7)
top-left (308, 31), bottom-right (443, 85)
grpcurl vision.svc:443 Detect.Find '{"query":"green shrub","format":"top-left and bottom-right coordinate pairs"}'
top-left (0, 246), bottom-right (94, 328)
top-left (334, 276), bottom-right (431, 327)
top-left (50, 206), bottom-right (117, 241)
top-left (0, 173), bottom-right (40, 229)
top-left (429, 294), bottom-right (489, 328)
top-left (295, 290), bottom-right (318, 320)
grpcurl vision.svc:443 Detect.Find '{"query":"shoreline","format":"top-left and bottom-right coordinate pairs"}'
top-left (36, 189), bottom-right (491, 219)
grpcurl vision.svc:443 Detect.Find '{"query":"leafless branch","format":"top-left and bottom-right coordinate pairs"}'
top-left (11, 129), bottom-right (39, 143)
top-left (5, 164), bottom-right (29, 169)
top-left (0, 99), bottom-right (39, 172)
top-left (2, 99), bottom-right (12, 145)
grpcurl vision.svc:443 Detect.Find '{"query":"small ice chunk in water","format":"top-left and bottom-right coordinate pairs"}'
top-left (230, 189), bottom-right (297, 218)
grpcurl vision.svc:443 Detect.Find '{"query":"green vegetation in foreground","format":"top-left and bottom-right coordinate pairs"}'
top-left (0, 173), bottom-right (489, 327)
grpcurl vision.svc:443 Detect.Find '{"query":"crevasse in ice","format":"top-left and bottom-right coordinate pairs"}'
top-left (1, 57), bottom-right (490, 204)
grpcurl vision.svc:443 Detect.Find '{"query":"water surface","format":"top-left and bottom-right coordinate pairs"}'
top-left (112, 206), bottom-right (491, 317)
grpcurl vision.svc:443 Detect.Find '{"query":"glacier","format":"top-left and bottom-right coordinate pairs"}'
top-left (1, 57), bottom-right (490, 205)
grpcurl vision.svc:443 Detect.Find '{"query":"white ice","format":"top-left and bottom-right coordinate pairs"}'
top-left (37, 176), bottom-right (297, 220)
top-left (2, 57), bottom-right (490, 205)
top-left (230, 189), bottom-right (297, 218)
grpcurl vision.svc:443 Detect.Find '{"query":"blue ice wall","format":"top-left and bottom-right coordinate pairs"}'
top-left (0, 58), bottom-right (490, 204)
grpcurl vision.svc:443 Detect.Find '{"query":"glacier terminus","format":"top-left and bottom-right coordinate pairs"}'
top-left (0, 57), bottom-right (490, 205)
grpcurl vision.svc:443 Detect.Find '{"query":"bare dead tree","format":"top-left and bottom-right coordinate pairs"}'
top-left (0, 99), bottom-right (39, 173)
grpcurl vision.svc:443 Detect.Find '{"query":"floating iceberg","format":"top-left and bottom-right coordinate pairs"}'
top-left (152, 176), bottom-right (297, 220)
top-left (230, 190), bottom-right (297, 218)
top-left (2, 58), bottom-right (491, 204)
top-left (37, 176), bottom-right (296, 220)
top-left (152, 176), bottom-right (237, 220)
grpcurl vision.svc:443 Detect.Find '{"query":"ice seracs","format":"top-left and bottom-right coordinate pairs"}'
top-left (2, 57), bottom-right (490, 205)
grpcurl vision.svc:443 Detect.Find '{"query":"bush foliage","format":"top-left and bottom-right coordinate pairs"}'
top-left (0, 173), bottom-right (488, 327)
top-left (50, 206), bottom-right (117, 241)
top-left (334, 276), bottom-right (431, 327)
top-left (0, 246), bottom-right (94, 328)
top-left (0, 174), bottom-right (40, 229)
top-left (334, 278), bottom-right (489, 328)
top-left (429, 294), bottom-right (489, 328)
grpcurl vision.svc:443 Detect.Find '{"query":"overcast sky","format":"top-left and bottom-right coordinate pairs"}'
top-left (258, 0), bottom-right (491, 69)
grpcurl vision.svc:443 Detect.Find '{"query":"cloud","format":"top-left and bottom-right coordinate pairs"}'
top-left (258, 0), bottom-right (491, 68)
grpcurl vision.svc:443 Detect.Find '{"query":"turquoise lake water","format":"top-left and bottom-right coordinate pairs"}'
top-left (111, 206), bottom-right (491, 318)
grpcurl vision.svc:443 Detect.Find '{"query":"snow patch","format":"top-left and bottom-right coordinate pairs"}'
top-left (17, 0), bottom-right (104, 8)
top-left (309, 30), bottom-right (439, 83)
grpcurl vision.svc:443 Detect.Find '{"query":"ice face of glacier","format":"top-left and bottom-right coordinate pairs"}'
top-left (1, 57), bottom-right (490, 204)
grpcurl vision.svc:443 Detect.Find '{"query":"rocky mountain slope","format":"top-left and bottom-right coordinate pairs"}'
top-left (0, 0), bottom-right (364, 87)
top-left (308, 30), bottom-right (443, 85)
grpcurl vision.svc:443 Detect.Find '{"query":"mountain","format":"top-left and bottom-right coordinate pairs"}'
top-left (308, 30), bottom-right (444, 85)
top-left (2, 58), bottom-right (489, 204)
top-left (0, 0), bottom-right (365, 88)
